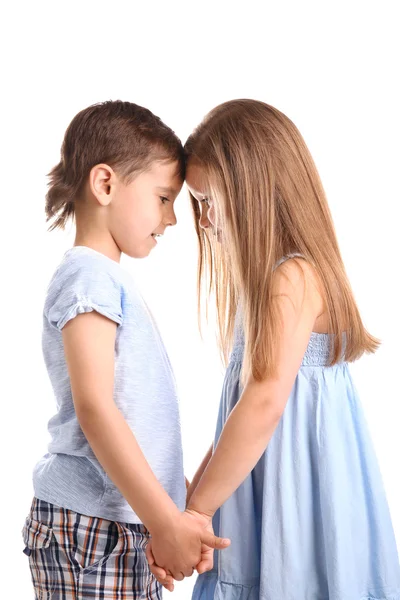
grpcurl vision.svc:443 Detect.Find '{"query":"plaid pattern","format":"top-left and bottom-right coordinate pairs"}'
top-left (22, 498), bottom-right (162, 599)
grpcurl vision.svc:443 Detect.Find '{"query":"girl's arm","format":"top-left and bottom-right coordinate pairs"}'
top-left (186, 443), bottom-right (213, 506)
top-left (187, 260), bottom-right (324, 518)
top-left (62, 311), bottom-right (229, 579)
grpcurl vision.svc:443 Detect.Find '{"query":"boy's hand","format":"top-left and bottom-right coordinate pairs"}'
top-left (146, 509), bottom-right (227, 587)
top-left (145, 543), bottom-right (175, 592)
top-left (146, 510), bottom-right (229, 583)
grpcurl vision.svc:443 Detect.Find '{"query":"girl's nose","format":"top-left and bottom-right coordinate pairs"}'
top-left (199, 204), bottom-right (210, 230)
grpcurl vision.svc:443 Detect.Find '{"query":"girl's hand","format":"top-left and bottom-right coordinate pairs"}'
top-left (146, 510), bottom-right (229, 583)
top-left (186, 480), bottom-right (196, 508)
top-left (185, 509), bottom-right (218, 575)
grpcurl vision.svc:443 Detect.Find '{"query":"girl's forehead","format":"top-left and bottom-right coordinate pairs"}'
top-left (186, 162), bottom-right (208, 196)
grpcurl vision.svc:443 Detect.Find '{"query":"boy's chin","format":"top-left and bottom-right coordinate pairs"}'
top-left (128, 250), bottom-right (152, 259)
top-left (128, 246), bottom-right (154, 259)
top-left (120, 238), bottom-right (155, 259)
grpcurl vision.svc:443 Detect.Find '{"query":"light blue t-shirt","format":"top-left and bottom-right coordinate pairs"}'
top-left (33, 246), bottom-right (186, 523)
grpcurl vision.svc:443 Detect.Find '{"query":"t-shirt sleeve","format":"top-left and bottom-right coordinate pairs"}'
top-left (46, 262), bottom-right (123, 331)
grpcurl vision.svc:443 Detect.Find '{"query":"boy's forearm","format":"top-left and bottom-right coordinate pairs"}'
top-left (186, 443), bottom-right (213, 505)
top-left (77, 402), bottom-right (180, 534)
top-left (187, 391), bottom-right (283, 517)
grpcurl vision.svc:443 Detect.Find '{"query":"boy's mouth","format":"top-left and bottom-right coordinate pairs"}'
top-left (151, 233), bottom-right (163, 243)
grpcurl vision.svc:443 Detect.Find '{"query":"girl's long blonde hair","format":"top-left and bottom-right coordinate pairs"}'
top-left (185, 99), bottom-right (379, 381)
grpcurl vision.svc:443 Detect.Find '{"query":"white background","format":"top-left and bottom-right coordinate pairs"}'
top-left (1, 1), bottom-right (399, 598)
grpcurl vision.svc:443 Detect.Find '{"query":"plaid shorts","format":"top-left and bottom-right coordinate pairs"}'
top-left (22, 498), bottom-right (162, 599)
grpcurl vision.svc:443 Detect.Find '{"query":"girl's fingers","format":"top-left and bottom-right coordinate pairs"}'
top-left (200, 530), bottom-right (231, 549)
top-left (196, 558), bottom-right (212, 575)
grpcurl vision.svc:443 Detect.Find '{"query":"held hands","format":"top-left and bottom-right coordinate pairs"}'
top-left (145, 509), bottom-right (229, 592)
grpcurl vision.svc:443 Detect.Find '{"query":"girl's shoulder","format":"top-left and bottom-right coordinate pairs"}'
top-left (273, 255), bottom-right (324, 315)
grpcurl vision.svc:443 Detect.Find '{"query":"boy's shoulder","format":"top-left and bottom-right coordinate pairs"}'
top-left (48, 247), bottom-right (126, 289)
top-left (44, 247), bottom-right (139, 312)
top-left (43, 247), bottom-right (141, 329)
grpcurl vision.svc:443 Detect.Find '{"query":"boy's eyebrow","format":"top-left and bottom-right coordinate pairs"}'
top-left (156, 186), bottom-right (180, 195)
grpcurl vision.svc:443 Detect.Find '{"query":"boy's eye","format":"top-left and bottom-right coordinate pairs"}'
top-left (201, 197), bottom-right (211, 206)
top-left (160, 196), bottom-right (169, 204)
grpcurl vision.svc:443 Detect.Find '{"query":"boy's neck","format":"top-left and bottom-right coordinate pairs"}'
top-left (74, 232), bottom-right (122, 263)
top-left (74, 196), bottom-right (122, 263)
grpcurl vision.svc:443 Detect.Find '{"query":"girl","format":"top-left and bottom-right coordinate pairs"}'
top-left (149, 100), bottom-right (400, 599)
top-left (22, 100), bottom-right (229, 600)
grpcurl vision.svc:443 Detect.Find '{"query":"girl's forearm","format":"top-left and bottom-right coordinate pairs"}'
top-left (78, 402), bottom-right (180, 534)
top-left (187, 391), bottom-right (283, 517)
top-left (186, 443), bottom-right (213, 506)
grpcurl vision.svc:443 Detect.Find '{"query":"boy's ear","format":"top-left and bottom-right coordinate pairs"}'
top-left (89, 164), bottom-right (115, 206)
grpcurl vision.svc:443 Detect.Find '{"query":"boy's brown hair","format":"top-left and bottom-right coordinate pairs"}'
top-left (46, 100), bottom-right (185, 230)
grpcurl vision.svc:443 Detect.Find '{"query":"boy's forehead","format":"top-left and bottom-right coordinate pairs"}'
top-left (150, 160), bottom-right (183, 192)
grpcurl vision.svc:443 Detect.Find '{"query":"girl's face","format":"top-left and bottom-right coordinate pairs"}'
top-left (186, 161), bottom-right (221, 241)
top-left (109, 160), bottom-right (182, 258)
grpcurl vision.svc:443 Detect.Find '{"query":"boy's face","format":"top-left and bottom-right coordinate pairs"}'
top-left (110, 160), bottom-right (182, 258)
top-left (185, 161), bottom-right (221, 242)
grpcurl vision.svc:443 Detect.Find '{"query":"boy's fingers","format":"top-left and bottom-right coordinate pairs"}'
top-left (145, 543), bottom-right (155, 566)
top-left (151, 567), bottom-right (174, 592)
top-left (145, 542), bottom-right (168, 579)
top-left (145, 542), bottom-right (170, 581)
top-left (150, 563), bottom-right (169, 581)
top-left (200, 532), bottom-right (231, 549)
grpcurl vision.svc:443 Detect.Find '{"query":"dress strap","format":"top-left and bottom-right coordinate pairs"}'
top-left (274, 252), bottom-right (306, 270)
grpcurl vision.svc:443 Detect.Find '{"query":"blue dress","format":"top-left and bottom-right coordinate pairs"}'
top-left (193, 307), bottom-right (400, 599)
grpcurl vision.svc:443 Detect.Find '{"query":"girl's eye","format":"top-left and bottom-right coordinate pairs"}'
top-left (160, 196), bottom-right (169, 204)
top-left (201, 197), bottom-right (211, 206)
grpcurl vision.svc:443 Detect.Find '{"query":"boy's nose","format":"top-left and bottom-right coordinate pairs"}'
top-left (166, 208), bottom-right (177, 227)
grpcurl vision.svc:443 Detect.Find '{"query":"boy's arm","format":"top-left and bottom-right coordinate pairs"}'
top-left (62, 311), bottom-right (229, 578)
top-left (63, 311), bottom-right (180, 533)
top-left (186, 443), bottom-right (213, 506)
